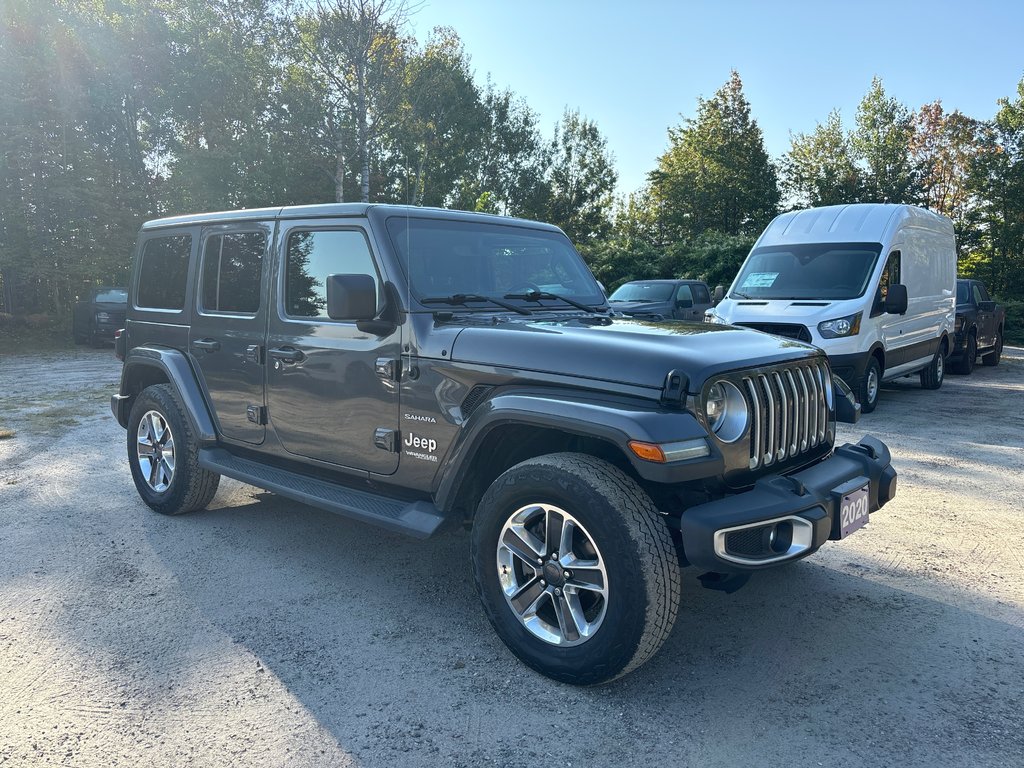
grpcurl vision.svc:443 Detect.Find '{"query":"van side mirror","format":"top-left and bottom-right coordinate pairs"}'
top-left (713, 285), bottom-right (725, 304)
top-left (884, 283), bottom-right (908, 315)
top-left (326, 274), bottom-right (377, 321)
top-left (676, 298), bottom-right (693, 309)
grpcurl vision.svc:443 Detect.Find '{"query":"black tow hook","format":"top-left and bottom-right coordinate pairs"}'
top-left (698, 572), bottom-right (751, 594)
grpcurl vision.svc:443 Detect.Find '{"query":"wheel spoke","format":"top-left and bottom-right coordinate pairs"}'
top-left (545, 508), bottom-right (564, 555)
top-left (558, 518), bottom-right (575, 561)
top-left (159, 459), bottom-right (173, 487)
top-left (137, 439), bottom-right (156, 457)
top-left (509, 578), bottom-right (545, 616)
top-left (501, 525), bottom-right (544, 566)
top-left (553, 591), bottom-right (582, 643)
top-left (566, 565), bottom-right (605, 593)
top-left (148, 454), bottom-right (161, 487)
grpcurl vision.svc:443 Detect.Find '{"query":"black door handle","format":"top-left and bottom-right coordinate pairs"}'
top-left (269, 346), bottom-right (305, 364)
top-left (191, 338), bottom-right (220, 352)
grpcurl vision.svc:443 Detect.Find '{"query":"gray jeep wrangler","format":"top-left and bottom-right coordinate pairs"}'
top-left (111, 204), bottom-right (897, 684)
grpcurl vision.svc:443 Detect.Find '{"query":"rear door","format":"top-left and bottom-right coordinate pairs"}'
top-left (189, 223), bottom-right (272, 445)
top-left (264, 219), bottom-right (401, 474)
top-left (691, 283), bottom-right (714, 320)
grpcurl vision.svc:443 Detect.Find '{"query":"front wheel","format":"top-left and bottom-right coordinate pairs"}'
top-left (857, 356), bottom-right (882, 414)
top-left (127, 384), bottom-right (220, 515)
top-left (471, 453), bottom-right (680, 685)
top-left (982, 328), bottom-right (1003, 366)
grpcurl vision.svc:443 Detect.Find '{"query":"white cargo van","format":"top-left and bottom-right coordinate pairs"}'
top-left (707, 204), bottom-right (956, 413)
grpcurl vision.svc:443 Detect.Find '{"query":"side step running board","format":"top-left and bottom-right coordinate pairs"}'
top-left (198, 448), bottom-right (446, 538)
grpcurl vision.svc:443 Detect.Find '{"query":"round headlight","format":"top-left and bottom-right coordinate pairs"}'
top-left (703, 380), bottom-right (749, 443)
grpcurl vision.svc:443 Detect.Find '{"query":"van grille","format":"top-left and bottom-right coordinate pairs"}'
top-left (740, 360), bottom-right (831, 470)
top-left (736, 322), bottom-right (812, 343)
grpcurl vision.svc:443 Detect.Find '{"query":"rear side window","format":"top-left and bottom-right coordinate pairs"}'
top-left (201, 232), bottom-right (265, 314)
top-left (137, 235), bottom-right (191, 310)
top-left (285, 229), bottom-right (378, 319)
top-left (972, 283), bottom-right (990, 303)
top-left (693, 284), bottom-right (711, 304)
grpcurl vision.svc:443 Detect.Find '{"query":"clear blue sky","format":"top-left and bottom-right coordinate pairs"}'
top-left (410, 0), bottom-right (1024, 197)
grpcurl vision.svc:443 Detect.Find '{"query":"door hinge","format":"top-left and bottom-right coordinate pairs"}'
top-left (374, 427), bottom-right (398, 452)
top-left (246, 344), bottom-right (263, 365)
top-left (247, 404), bottom-right (267, 425)
top-left (375, 357), bottom-right (400, 381)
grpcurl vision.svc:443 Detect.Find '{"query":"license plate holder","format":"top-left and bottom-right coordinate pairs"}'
top-left (830, 477), bottom-right (870, 540)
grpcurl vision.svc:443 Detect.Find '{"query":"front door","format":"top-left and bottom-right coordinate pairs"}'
top-left (189, 223), bottom-right (272, 445)
top-left (877, 249), bottom-right (915, 371)
top-left (265, 219), bottom-right (401, 474)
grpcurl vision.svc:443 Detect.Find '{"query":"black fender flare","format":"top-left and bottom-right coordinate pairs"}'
top-left (112, 346), bottom-right (217, 444)
top-left (432, 389), bottom-right (719, 511)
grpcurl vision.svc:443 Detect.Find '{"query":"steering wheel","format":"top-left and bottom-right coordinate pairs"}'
top-left (509, 282), bottom-right (541, 295)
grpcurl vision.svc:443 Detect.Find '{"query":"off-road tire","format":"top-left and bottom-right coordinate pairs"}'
top-left (471, 452), bottom-right (680, 685)
top-left (982, 328), bottom-right (1003, 366)
top-left (127, 384), bottom-right (219, 515)
top-left (920, 344), bottom-right (946, 390)
top-left (857, 356), bottom-right (882, 414)
top-left (952, 332), bottom-right (976, 375)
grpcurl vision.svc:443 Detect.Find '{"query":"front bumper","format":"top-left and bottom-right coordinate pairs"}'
top-left (679, 435), bottom-right (897, 573)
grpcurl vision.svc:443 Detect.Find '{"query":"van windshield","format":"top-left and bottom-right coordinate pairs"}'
top-left (732, 242), bottom-right (883, 300)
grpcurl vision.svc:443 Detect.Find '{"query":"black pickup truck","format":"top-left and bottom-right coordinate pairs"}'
top-left (950, 279), bottom-right (1005, 374)
top-left (73, 286), bottom-right (128, 347)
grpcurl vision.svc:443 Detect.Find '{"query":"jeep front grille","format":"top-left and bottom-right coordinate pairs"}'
top-left (742, 361), bottom-right (831, 470)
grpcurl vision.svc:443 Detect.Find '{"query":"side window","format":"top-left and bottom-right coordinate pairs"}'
top-left (973, 283), bottom-right (990, 303)
top-left (675, 284), bottom-right (694, 303)
top-left (285, 229), bottom-right (378, 319)
top-left (137, 234), bottom-right (191, 310)
top-left (693, 284), bottom-right (711, 304)
top-left (878, 251), bottom-right (901, 299)
top-left (200, 232), bottom-right (265, 315)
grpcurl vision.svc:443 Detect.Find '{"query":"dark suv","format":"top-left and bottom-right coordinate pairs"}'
top-left (607, 279), bottom-right (714, 322)
top-left (111, 204), bottom-right (897, 684)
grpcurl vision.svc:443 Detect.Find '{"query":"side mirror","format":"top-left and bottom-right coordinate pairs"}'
top-left (884, 283), bottom-right (908, 315)
top-left (832, 375), bottom-right (861, 424)
top-left (327, 274), bottom-right (376, 321)
top-left (713, 285), bottom-right (725, 304)
top-left (676, 298), bottom-right (693, 309)
top-left (978, 300), bottom-right (996, 312)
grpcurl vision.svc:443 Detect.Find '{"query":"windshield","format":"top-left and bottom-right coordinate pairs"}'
top-left (608, 282), bottom-right (674, 302)
top-left (732, 242), bottom-right (883, 300)
top-left (386, 217), bottom-right (604, 308)
top-left (95, 289), bottom-right (128, 303)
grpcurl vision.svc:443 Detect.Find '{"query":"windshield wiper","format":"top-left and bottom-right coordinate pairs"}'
top-left (420, 294), bottom-right (531, 316)
top-left (731, 291), bottom-right (755, 299)
top-left (503, 290), bottom-right (605, 314)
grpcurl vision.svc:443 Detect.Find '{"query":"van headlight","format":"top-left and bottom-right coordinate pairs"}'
top-left (818, 312), bottom-right (862, 339)
top-left (704, 380), bottom-right (748, 443)
top-left (704, 309), bottom-right (726, 324)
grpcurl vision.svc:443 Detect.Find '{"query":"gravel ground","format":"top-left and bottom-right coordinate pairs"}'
top-left (1, 346), bottom-right (1022, 767)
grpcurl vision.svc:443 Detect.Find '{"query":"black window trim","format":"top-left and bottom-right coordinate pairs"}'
top-left (133, 230), bottom-right (195, 314)
top-left (196, 226), bottom-right (269, 318)
top-left (278, 224), bottom-right (384, 325)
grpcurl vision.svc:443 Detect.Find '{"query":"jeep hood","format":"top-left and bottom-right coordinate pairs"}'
top-left (449, 316), bottom-right (822, 392)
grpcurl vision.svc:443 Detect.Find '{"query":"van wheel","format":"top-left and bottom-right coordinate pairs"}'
top-left (952, 333), bottom-right (976, 375)
top-left (981, 329), bottom-right (1003, 366)
top-left (858, 357), bottom-right (882, 414)
top-left (920, 346), bottom-right (945, 390)
top-left (127, 384), bottom-right (220, 515)
top-left (471, 453), bottom-right (680, 685)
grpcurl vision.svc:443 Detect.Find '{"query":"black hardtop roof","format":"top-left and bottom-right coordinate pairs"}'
top-left (140, 203), bottom-right (563, 233)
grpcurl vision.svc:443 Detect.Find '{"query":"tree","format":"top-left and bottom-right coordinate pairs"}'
top-left (782, 110), bottom-right (861, 207)
top-left (544, 109), bottom-right (617, 245)
top-left (649, 71), bottom-right (779, 244)
top-left (852, 77), bottom-right (917, 203)
top-left (298, 0), bottom-right (411, 202)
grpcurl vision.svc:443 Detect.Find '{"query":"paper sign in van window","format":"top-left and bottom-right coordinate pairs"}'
top-left (741, 272), bottom-right (778, 288)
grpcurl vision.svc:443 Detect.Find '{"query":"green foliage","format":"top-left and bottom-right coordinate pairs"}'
top-left (999, 299), bottom-right (1024, 345)
top-left (783, 110), bottom-right (862, 207)
top-left (852, 77), bottom-right (919, 203)
top-left (649, 71), bottom-right (779, 244)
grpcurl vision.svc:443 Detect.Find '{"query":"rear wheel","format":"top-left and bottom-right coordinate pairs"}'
top-left (857, 356), bottom-right (882, 414)
top-left (982, 328), bottom-right (1003, 366)
top-left (952, 333), bottom-right (976, 375)
top-left (127, 384), bottom-right (219, 515)
top-left (920, 344), bottom-right (946, 390)
top-left (471, 453), bottom-right (679, 685)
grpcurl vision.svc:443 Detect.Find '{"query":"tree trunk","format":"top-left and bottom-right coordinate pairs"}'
top-left (334, 127), bottom-right (346, 203)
